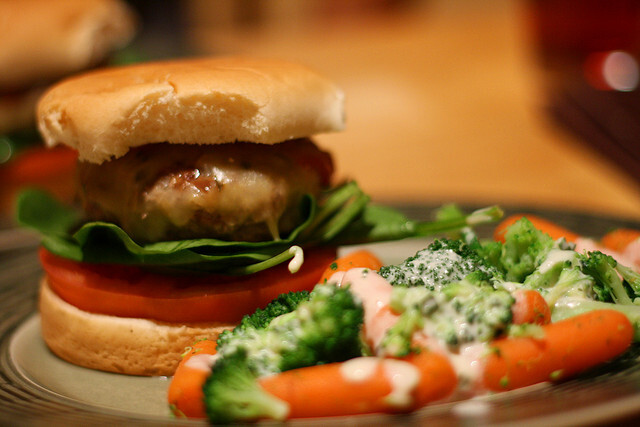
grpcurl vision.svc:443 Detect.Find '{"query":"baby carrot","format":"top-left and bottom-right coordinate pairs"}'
top-left (318, 249), bottom-right (383, 284)
top-left (601, 228), bottom-right (640, 253)
top-left (494, 214), bottom-right (580, 244)
top-left (482, 309), bottom-right (633, 391)
top-left (259, 350), bottom-right (457, 418)
top-left (511, 289), bottom-right (551, 325)
top-left (168, 339), bottom-right (218, 418)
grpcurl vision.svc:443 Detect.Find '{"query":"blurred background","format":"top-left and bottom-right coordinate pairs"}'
top-left (3, 0), bottom-right (640, 223)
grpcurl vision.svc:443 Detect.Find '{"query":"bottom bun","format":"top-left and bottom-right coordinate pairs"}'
top-left (39, 278), bottom-right (232, 376)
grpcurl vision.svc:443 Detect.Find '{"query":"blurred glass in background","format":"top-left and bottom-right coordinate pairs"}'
top-left (528, 0), bottom-right (640, 88)
top-left (526, 0), bottom-right (640, 182)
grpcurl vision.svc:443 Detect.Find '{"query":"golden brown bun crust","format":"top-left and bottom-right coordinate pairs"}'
top-left (0, 0), bottom-right (136, 93)
top-left (37, 56), bottom-right (346, 164)
top-left (39, 278), bottom-right (231, 376)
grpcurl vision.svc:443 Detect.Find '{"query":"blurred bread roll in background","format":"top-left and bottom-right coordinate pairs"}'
top-left (0, 0), bottom-right (137, 133)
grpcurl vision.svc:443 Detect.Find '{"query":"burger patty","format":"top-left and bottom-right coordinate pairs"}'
top-left (77, 139), bottom-right (333, 243)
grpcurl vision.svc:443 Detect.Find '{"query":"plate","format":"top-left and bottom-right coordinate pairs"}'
top-left (2, 207), bottom-right (640, 426)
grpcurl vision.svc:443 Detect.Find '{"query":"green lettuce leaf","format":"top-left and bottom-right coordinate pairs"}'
top-left (16, 182), bottom-right (503, 274)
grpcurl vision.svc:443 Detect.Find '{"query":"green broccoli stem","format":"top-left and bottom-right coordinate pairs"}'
top-left (413, 205), bottom-right (504, 236)
top-left (582, 253), bottom-right (634, 305)
top-left (606, 268), bottom-right (634, 305)
top-left (615, 262), bottom-right (640, 299)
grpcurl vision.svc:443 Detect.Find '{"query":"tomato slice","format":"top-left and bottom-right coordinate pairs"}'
top-left (40, 247), bottom-right (337, 323)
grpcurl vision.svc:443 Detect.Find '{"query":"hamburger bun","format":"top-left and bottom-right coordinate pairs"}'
top-left (39, 278), bottom-right (232, 376)
top-left (34, 56), bottom-right (344, 376)
top-left (37, 56), bottom-right (345, 164)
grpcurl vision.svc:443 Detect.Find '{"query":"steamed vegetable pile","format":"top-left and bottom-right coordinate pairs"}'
top-left (168, 210), bottom-right (640, 422)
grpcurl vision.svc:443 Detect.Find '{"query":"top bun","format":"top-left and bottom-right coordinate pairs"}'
top-left (0, 0), bottom-right (136, 92)
top-left (37, 57), bottom-right (346, 164)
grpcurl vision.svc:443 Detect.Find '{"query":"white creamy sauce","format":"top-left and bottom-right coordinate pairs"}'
top-left (338, 357), bottom-right (420, 409)
top-left (287, 245), bottom-right (304, 273)
top-left (381, 248), bottom-right (493, 291)
top-left (538, 249), bottom-right (577, 273)
top-left (184, 353), bottom-right (219, 372)
top-left (447, 342), bottom-right (488, 390)
top-left (382, 359), bottom-right (420, 408)
top-left (339, 357), bottom-right (379, 382)
top-left (409, 250), bottom-right (468, 290)
top-left (414, 292), bottom-right (481, 349)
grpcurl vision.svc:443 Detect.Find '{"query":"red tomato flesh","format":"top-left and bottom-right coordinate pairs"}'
top-left (40, 247), bottom-right (337, 323)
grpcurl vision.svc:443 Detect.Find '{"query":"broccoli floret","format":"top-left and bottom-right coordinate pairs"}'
top-left (216, 291), bottom-right (310, 348)
top-left (521, 250), bottom-right (640, 341)
top-left (442, 277), bottom-right (515, 342)
top-left (379, 238), bottom-right (499, 291)
top-left (494, 218), bottom-right (640, 342)
top-left (273, 284), bottom-right (364, 371)
top-left (522, 249), bottom-right (581, 291)
top-left (243, 290), bottom-right (311, 329)
top-left (580, 251), bottom-right (634, 305)
top-left (520, 249), bottom-right (611, 305)
top-left (214, 284), bottom-right (363, 377)
top-left (428, 238), bottom-right (485, 260)
top-left (475, 240), bottom-right (504, 272)
top-left (203, 351), bottom-right (289, 423)
top-left (460, 269), bottom-right (496, 287)
top-left (499, 217), bottom-right (555, 282)
top-left (380, 274), bottom-right (514, 354)
top-left (612, 261), bottom-right (640, 300)
top-left (542, 265), bottom-right (597, 307)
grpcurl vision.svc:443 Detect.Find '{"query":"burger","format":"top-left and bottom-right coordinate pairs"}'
top-left (0, 0), bottom-right (136, 212)
top-left (28, 56), bottom-right (348, 376)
